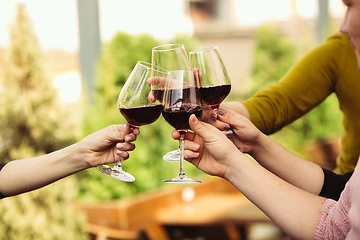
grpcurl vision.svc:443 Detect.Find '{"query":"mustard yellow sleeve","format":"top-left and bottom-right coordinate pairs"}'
top-left (243, 34), bottom-right (347, 135)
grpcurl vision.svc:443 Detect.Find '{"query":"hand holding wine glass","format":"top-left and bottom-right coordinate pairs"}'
top-left (97, 61), bottom-right (168, 182)
top-left (162, 70), bottom-right (202, 183)
top-left (189, 47), bottom-right (231, 112)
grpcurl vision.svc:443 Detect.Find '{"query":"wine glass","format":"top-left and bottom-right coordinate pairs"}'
top-left (162, 70), bottom-right (202, 183)
top-left (152, 43), bottom-right (191, 162)
top-left (189, 46), bottom-right (231, 112)
top-left (96, 61), bottom-right (168, 182)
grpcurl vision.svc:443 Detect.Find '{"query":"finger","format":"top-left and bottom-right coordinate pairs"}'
top-left (184, 138), bottom-right (201, 152)
top-left (188, 114), bottom-right (224, 142)
top-left (172, 129), bottom-right (197, 142)
top-left (106, 124), bottom-right (131, 142)
top-left (183, 149), bottom-right (200, 161)
top-left (116, 150), bottom-right (130, 160)
top-left (207, 114), bottom-right (232, 132)
top-left (217, 108), bottom-right (248, 129)
top-left (148, 92), bottom-right (156, 102)
top-left (131, 127), bottom-right (140, 136)
top-left (147, 76), bottom-right (168, 87)
top-left (117, 142), bottom-right (136, 152)
top-left (171, 130), bottom-right (181, 140)
top-left (200, 105), bottom-right (213, 122)
top-left (124, 133), bottom-right (136, 142)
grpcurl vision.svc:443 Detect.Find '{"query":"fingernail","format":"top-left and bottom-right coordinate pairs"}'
top-left (226, 130), bottom-right (233, 137)
top-left (224, 124), bottom-right (231, 130)
top-left (117, 150), bottom-right (123, 155)
top-left (117, 143), bottom-right (124, 149)
top-left (192, 115), bottom-right (198, 124)
top-left (218, 109), bottom-right (224, 116)
top-left (211, 113), bottom-right (216, 119)
top-left (125, 136), bottom-right (132, 142)
top-left (193, 143), bottom-right (200, 150)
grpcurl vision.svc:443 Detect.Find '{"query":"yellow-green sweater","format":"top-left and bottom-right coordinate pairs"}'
top-left (243, 33), bottom-right (360, 174)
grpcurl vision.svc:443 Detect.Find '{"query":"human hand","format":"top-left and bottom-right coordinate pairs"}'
top-left (147, 76), bottom-right (182, 102)
top-left (179, 114), bottom-right (240, 179)
top-left (206, 107), bottom-right (265, 155)
top-left (146, 76), bottom-right (168, 102)
top-left (147, 69), bottom-right (200, 103)
top-left (78, 124), bottom-right (139, 168)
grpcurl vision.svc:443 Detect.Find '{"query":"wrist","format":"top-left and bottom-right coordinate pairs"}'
top-left (62, 142), bottom-right (90, 171)
top-left (223, 152), bottom-right (244, 182)
top-left (250, 133), bottom-right (272, 159)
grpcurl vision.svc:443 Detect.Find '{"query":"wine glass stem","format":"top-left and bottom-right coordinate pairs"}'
top-left (113, 158), bottom-right (123, 173)
top-left (179, 131), bottom-right (186, 176)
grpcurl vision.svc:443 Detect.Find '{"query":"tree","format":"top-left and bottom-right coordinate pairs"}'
top-left (0, 4), bottom-right (87, 239)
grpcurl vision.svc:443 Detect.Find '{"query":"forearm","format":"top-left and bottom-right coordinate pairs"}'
top-left (251, 134), bottom-right (324, 195)
top-left (221, 101), bottom-right (251, 119)
top-left (226, 155), bottom-right (326, 239)
top-left (0, 143), bottom-right (86, 197)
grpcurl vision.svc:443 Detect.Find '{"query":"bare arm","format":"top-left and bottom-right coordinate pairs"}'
top-left (202, 107), bottom-right (325, 195)
top-left (184, 114), bottom-right (326, 239)
top-left (0, 124), bottom-right (138, 197)
top-left (221, 101), bottom-right (251, 119)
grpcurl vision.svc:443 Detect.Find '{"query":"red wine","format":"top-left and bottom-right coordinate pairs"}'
top-left (151, 89), bottom-right (164, 102)
top-left (162, 105), bottom-right (203, 130)
top-left (120, 104), bottom-right (163, 127)
top-left (200, 84), bottom-right (231, 109)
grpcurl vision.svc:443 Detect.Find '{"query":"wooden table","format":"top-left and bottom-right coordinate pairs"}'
top-left (154, 182), bottom-right (272, 240)
top-left (155, 192), bottom-right (270, 225)
top-left (78, 177), bottom-right (276, 240)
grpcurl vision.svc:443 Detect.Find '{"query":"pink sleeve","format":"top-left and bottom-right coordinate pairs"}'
top-left (314, 188), bottom-right (351, 239)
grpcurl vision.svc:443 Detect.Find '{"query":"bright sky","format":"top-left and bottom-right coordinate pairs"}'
top-left (0, 0), bottom-right (346, 103)
top-left (0, 0), bottom-right (193, 52)
top-left (235, 0), bottom-right (345, 26)
top-left (0, 0), bottom-right (346, 53)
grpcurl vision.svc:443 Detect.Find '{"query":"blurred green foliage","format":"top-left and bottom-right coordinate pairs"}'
top-left (0, 3), bottom-right (87, 239)
top-left (0, 5), bottom-right (344, 239)
top-left (77, 32), bottom-right (204, 201)
top-left (245, 25), bottom-right (343, 156)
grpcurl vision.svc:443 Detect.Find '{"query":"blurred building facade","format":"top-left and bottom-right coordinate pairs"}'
top-left (183, 0), bottom-right (344, 90)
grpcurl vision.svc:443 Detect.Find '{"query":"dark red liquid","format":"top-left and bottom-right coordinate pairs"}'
top-left (120, 104), bottom-right (163, 127)
top-left (151, 89), bottom-right (164, 102)
top-left (200, 84), bottom-right (231, 109)
top-left (162, 105), bottom-right (203, 130)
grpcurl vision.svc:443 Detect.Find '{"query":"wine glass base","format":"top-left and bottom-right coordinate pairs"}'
top-left (163, 149), bottom-right (180, 162)
top-left (97, 165), bottom-right (135, 182)
top-left (163, 174), bottom-right (201, 183)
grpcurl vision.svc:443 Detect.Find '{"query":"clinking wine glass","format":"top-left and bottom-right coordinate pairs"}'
top-left (96, 61), bottom-right (168, 182)
top-left (152, 43), bottom-right (192, 162)
top-left (162, 70), bottom-right (202, 183)
top-left (189, 46), bottom-right (231, 112)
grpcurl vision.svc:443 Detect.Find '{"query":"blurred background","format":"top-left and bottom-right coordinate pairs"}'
top-left (0, 0), bottom-right (346, 239)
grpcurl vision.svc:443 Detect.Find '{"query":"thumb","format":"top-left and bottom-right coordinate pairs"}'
top-left (189, 114), bottom-right (221, 142)
top-left (107, 124), bottom-right (130, 142)
top-left (218, 107), bottom-right (247, 129)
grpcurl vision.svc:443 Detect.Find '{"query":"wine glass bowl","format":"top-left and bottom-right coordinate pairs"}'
top-left (97, 61), bottom-right (168, 182)
top-left (152, 43), bottom-right (192, 162)
top-left (152, 43), bottom-right (191, 72)
top-left (162, 70), bottom-right (202, 183)
top-left (189, 47), bottom-right (231, 111)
